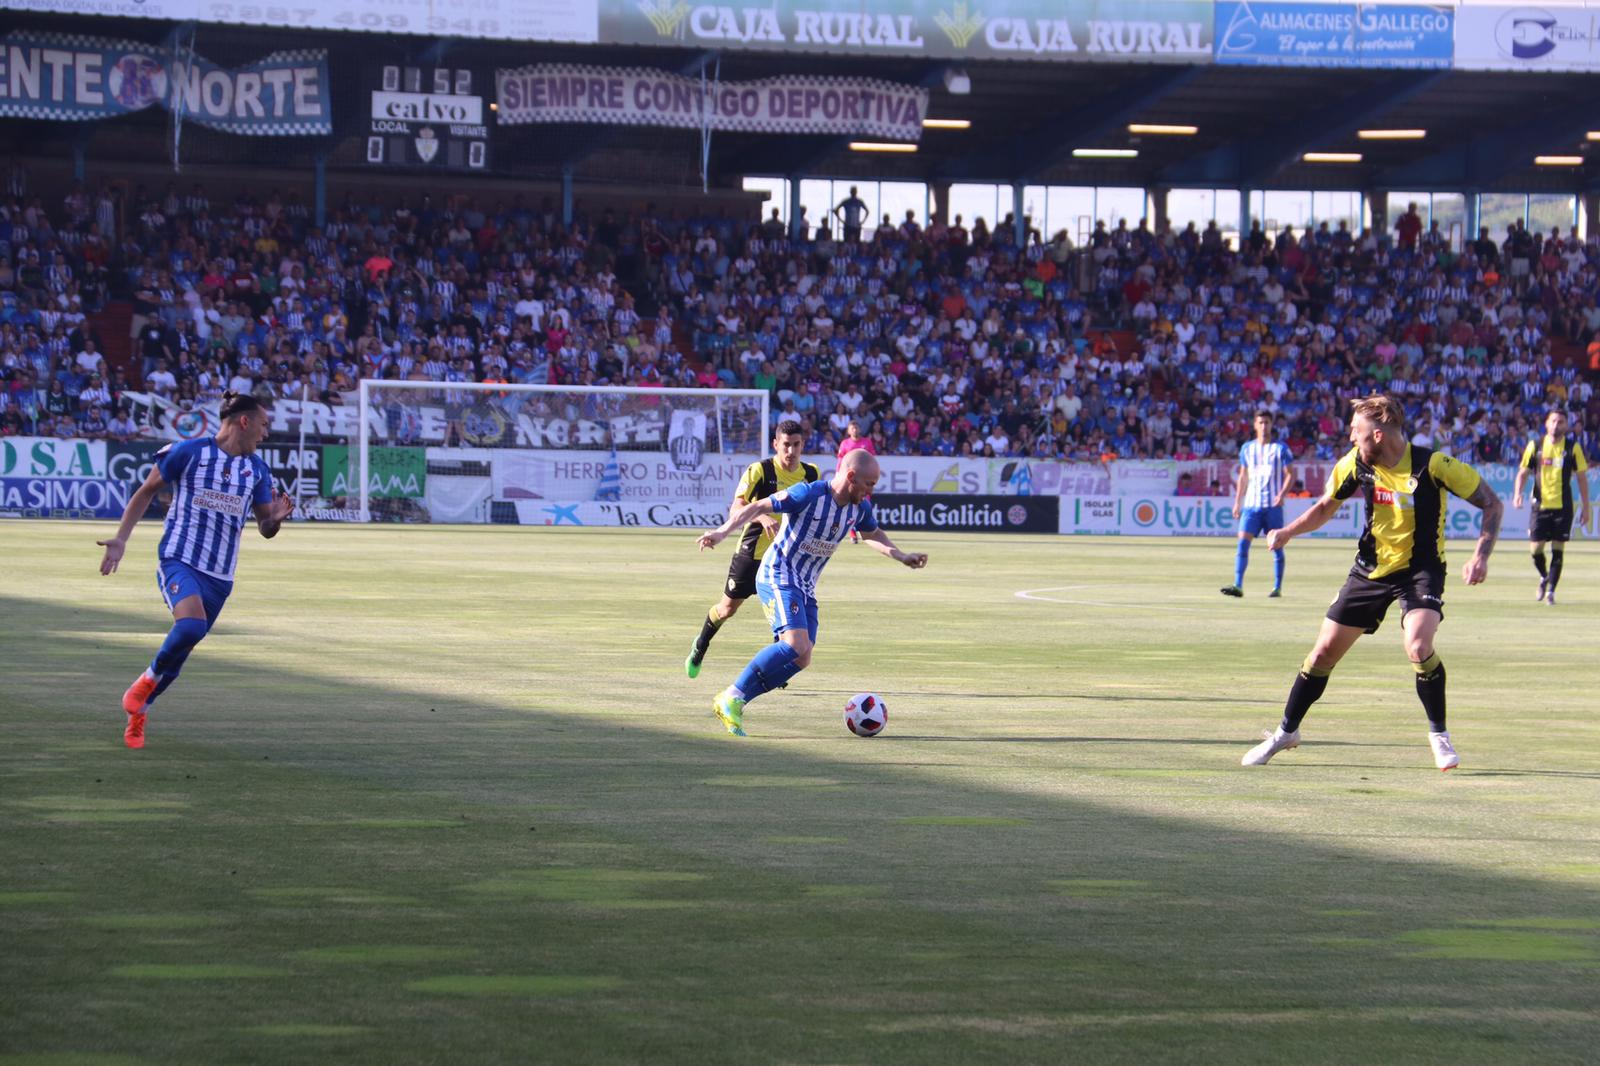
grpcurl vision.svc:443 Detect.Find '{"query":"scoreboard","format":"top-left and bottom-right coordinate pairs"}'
top-left (367, 65), bottom-right (490, 171)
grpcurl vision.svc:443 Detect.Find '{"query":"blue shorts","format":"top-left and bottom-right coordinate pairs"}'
top-left (156, 559), bottom-right (232, 627)
top-left (757, 579), bottom-right (819, 643)
top-left (1239, 505), bottom-right (1284, 538)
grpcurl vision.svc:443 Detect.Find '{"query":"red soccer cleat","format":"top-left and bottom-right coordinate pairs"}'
top-left (124, 708), bottom-right (147, 750)
top-left (123, 673), bottom-right (157, 714)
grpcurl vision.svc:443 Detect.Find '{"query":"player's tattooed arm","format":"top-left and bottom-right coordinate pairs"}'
top-left (1467, 481), bottom-right (1502, 557)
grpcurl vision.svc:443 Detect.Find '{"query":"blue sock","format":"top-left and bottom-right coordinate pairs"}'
top-left (733, 642), bottom-right (803, 702)
top-left (147, 617), bottom-right (208, 706)
top-left (1234, 539), bottom-right (1251, 587)
top-left (1272, 549), bottom-right (1286, 590)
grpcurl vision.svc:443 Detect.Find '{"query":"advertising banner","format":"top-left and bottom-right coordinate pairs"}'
top-left (0, 475), bottom-right (132, 518)
top-left (0, 32), bottom-right (331, 134)
top-left (497, 64), bottom-right (928, 141)
top-left (320, 445), bottom-right (427, 499)
top-left (510, 499), bottom-right (729, 527)
top-left (1454, 4), bottom-right (1600, 72)
top-left (871, 494), bottom-right (1059, 533)
top-left (598, 0), bottom-right (1211, 62)
top-left (493, 449), bottom-right (759, 505)
top-left (0, 0), bottom-right (598, 45)
top-left (1214, 2), bottom-right (1453, 68)
top-left (1061, 495), bottom-right (1362, 537)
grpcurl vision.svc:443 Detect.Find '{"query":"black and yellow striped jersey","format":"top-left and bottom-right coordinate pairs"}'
top-left (1326, 444), bottom-right (1482, 579)
top-left (734, 458), bottom-right (819, 560)
top-left (1520, 436), bottom-right (1588, 511)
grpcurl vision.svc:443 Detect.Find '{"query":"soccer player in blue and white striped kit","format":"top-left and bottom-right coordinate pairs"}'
top-left (694, 450), bottom-right (928, 737)
top-left (97, 391), bottom-right (294, 748)
top-left (1221, 410), bottom-right (1296, 599)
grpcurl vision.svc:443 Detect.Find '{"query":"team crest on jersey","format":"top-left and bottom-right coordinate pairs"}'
top-left (168, 581), bottom-right (180, 594)
top-left (1402, 476), bottom-right (1418, 494)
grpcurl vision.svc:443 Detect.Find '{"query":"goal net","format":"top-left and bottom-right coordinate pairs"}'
top-left (326, 381), bottom-right (769, 525)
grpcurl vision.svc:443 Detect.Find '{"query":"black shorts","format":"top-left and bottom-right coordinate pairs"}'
top-left (1327, 566), bottom-right (1445, 634)
top-left (1530, 507), bottom-right (1575, 543)
top-left (724, 552), bottom-right (761, 600)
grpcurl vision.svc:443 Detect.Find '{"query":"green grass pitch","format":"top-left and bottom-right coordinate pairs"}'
top-left (2, 521), bottom-right (1598, 1064)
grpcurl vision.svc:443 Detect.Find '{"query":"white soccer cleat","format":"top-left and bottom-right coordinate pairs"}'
top-left (1536, 581), bottom-right (1547, 603)
top-left (1545, 590), bottom-right (1557, 606)
top-left (1429, 731), bottom-right (1459, 772)
top-left (1241, 726), bottom-right (1300, 766)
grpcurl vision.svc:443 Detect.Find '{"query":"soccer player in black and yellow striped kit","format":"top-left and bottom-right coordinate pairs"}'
top-left (686, 420), bottom-right (818, 678)
top-left (1512, 409), bottom-right (1590, 606)
top-left (1241, 395), bottom-right (1503, 772)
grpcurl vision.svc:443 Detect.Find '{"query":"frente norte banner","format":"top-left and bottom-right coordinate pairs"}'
top-left (496, 63), bottom-right (927, 140)
top-left (0, 31), bottom-right (331, 134)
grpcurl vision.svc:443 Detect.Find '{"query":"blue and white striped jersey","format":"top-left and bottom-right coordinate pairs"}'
top-left (757, 480), bottom-right (879, 596)
top-left (156, 438), bottom-right (273, 580)
top-left (1239, 439), bottom-right (1294, 510)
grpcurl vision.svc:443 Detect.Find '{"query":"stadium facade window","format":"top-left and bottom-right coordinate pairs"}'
top-left (1046, 187), bottom-right (1095, 244)
top-left (1478, 192), bottom-right (1531, 239)
top-left (1021, 185), bottom-right (1048, 241)
top-left (948, 183), bottom-right (1001, 233)
top-left (1310, 191), bottom-right (1362, 231)
top-left (1096, 187), bottom-right (1148, 233)
top-left (798, 179), bottom-right (833, 237)
top-left (879, 181), bottom-right (928, 234)
top-left (742, 176), bottom-right (789, 224)
top-left (1528, 193), bottom-right (1578, 235)
top-left (1429, 193), bottom-right (1467, 249)
top-left (1213, 190), bottom-right (1242, 247)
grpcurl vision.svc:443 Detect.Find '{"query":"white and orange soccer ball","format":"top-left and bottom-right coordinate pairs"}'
top-left (844, 692), bottom-right (887, 737)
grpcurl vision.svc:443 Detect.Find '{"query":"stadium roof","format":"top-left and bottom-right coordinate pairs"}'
top-left (4, 14), bottom-right (1599, 195)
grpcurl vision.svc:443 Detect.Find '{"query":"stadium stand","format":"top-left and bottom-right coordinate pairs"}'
top-left (2, 175), bottom-right (1595, 464)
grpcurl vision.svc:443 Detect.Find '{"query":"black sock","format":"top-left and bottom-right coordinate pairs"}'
top-left (1414, 653), bottom-right (1446, 733)
top-left (1532, 547), bottom-right (1548, 579)
top-left (1548, 547), bottom-right (1565, 592)
top-left (692, 609), bottom-right (725, 659)
top-left (1281, 667), bottom-right (1330, 733)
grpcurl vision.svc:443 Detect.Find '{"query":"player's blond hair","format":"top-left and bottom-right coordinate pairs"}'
top-left (1350, 394), bottom-right (1404, 431)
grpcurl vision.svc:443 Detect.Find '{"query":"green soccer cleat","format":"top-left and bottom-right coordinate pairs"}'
top-left (713, 691), bottom-right (747, 737)
top-left (1220, 585), bottom-right (1244, 598)
top-left (685, 648), bottom-right (702, 679)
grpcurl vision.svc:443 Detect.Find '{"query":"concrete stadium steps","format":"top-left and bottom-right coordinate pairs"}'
top-left (88, 300), bottom-right (134, 381)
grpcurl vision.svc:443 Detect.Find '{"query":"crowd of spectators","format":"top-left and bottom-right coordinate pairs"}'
top-left (1, 170), bottom-right (1596, 468)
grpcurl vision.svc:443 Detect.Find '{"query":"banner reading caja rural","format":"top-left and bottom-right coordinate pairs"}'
top-left (600, 0), bottom-right (1211, 61)
top-left (0, 31), bottom-right (330, 134)
top-left (497, 64), bottom-right (927, 140)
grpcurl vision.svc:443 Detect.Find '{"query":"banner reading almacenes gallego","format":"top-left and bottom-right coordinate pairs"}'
top-left (497, 63), bottom-right (927, 140)
top-left (599, 0), bottom-right (1212, 62)
top-left (0, 31), bottom-right (331, 135)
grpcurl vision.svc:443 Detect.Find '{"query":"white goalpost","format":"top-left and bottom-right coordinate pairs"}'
top-left (348, 380), bottom-right (771, 524)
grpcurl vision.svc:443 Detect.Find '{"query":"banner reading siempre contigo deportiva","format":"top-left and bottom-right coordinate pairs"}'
top-left (0, 31), bottom-right (330, 134)
top-left (496, 64), bottom-right (928, 140)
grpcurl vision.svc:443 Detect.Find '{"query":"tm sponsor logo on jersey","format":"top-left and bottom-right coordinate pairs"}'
top-left (193, 488), bottom-right (247, 516)
top-left (798, 537), bottom-right (839, 556)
